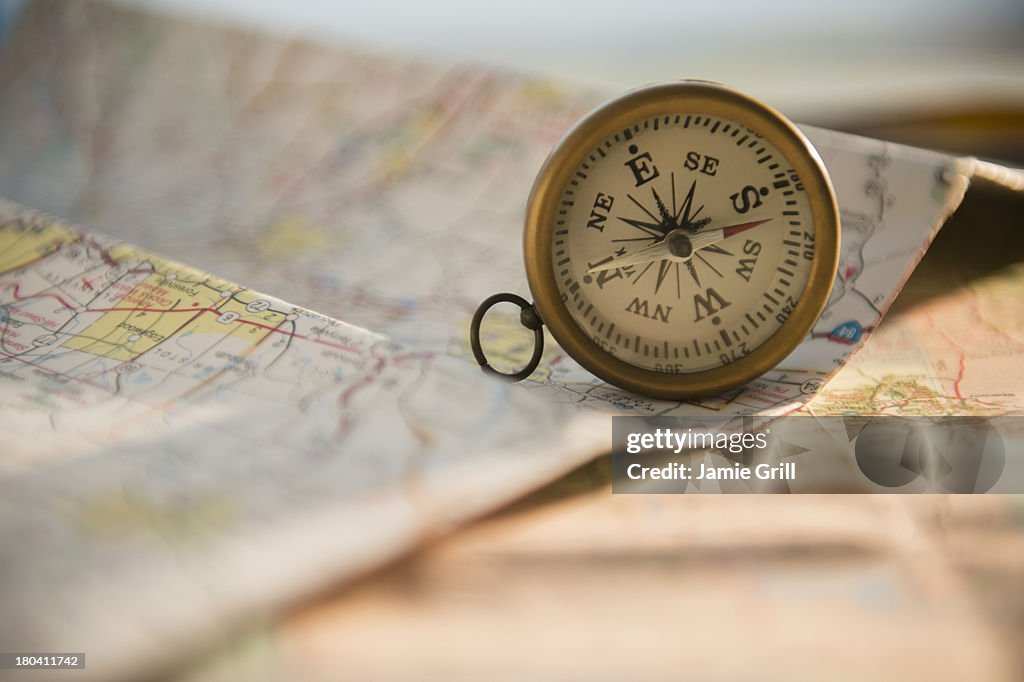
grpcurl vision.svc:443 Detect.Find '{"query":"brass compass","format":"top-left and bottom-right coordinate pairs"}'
top-left (471, 81), bottom-right (839, 399)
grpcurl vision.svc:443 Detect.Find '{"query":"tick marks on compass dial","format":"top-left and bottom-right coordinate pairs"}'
top-left (552, 114), bottom-right (816, 372)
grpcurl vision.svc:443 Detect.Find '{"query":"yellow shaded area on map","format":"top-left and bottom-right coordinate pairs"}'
top-left (105, 244), bottom-right (238, 293)
top-left (63, 248), bottom-right (288, 361)
top-left (78, 489), bottom-right (234, 540)
top-left (0, 219), bottom-right (77, 274)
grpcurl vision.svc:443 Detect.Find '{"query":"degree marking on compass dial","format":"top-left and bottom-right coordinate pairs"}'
top-left (553, 113), bottom-right (816, 373)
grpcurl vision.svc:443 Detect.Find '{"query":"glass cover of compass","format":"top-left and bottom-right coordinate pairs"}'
top-left (523, 81), bottom-right (839, 399)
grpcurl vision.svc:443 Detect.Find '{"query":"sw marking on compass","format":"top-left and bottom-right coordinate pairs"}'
top-left (552, 111), bottom-right (816, 374)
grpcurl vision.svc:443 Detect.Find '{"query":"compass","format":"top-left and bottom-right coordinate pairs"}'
top-left (471, 81), bottom-right (840, 399)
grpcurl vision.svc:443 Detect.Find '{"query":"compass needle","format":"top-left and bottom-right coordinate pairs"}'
top-left (586, 239), bottom-right (674, 273)
top-left (487, 81), bottom-right (839, 398)
top-left (691, 218), bottom-right (772, 252)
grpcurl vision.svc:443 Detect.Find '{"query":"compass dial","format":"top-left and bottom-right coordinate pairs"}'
top-left (524, 82), bottom-right (839, 398)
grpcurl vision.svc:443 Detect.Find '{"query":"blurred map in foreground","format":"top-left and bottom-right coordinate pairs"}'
top-left (0, 2), bottom-right (1023, 682)
top-left (0, 199), bottom-right (609, 681)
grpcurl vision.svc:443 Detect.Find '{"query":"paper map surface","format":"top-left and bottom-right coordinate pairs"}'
top-left (0, 2), bottom-right (1022, 680)
top-left (0, 199), bottom-right (608, 680)
top-left (0, 2), bottom-right (1000, 420)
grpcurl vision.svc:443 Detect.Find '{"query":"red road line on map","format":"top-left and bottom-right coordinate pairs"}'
top-left (230, 318), bottom-right (361, 354)
top-left (953, 354), bottom-right (966, 401)
top-left (309, 337), bottom-right (360, 354)
top-left (1, 308), bottom-right (363, 407)
top-left (96, 245), bottom-right (120, 268)
top-left (86, 306), bottom-right (220, 313)
top-left (339, 356), bottom-right (385, 411)
top-left (3, 282), bottom-right (78, 311)
top-left (85, 305), bottom-right (362, 354)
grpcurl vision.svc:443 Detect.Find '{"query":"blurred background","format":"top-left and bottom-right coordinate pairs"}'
top-left (116, 0), bottom-right (1024, 115)
top-left (105, 0), bottom-right (1024, 157)
top-left (3, 0), bottom-right (1021, 130)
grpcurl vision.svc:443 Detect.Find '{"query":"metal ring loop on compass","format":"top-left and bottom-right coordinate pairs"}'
top-left (470, 293), bottom-right (544, 382)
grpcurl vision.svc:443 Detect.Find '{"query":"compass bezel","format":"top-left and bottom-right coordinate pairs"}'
top-left (523, 81), bottom-right (839, 399)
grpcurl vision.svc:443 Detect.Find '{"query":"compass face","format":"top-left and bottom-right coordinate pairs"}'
top-left (558, 114), bottom-right (813, 373)
top-left (525, 82), bottom-right (839, 398)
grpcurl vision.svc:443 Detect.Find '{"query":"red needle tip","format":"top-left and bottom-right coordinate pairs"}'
top-left (721, 218), bottom-right (771, 239)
